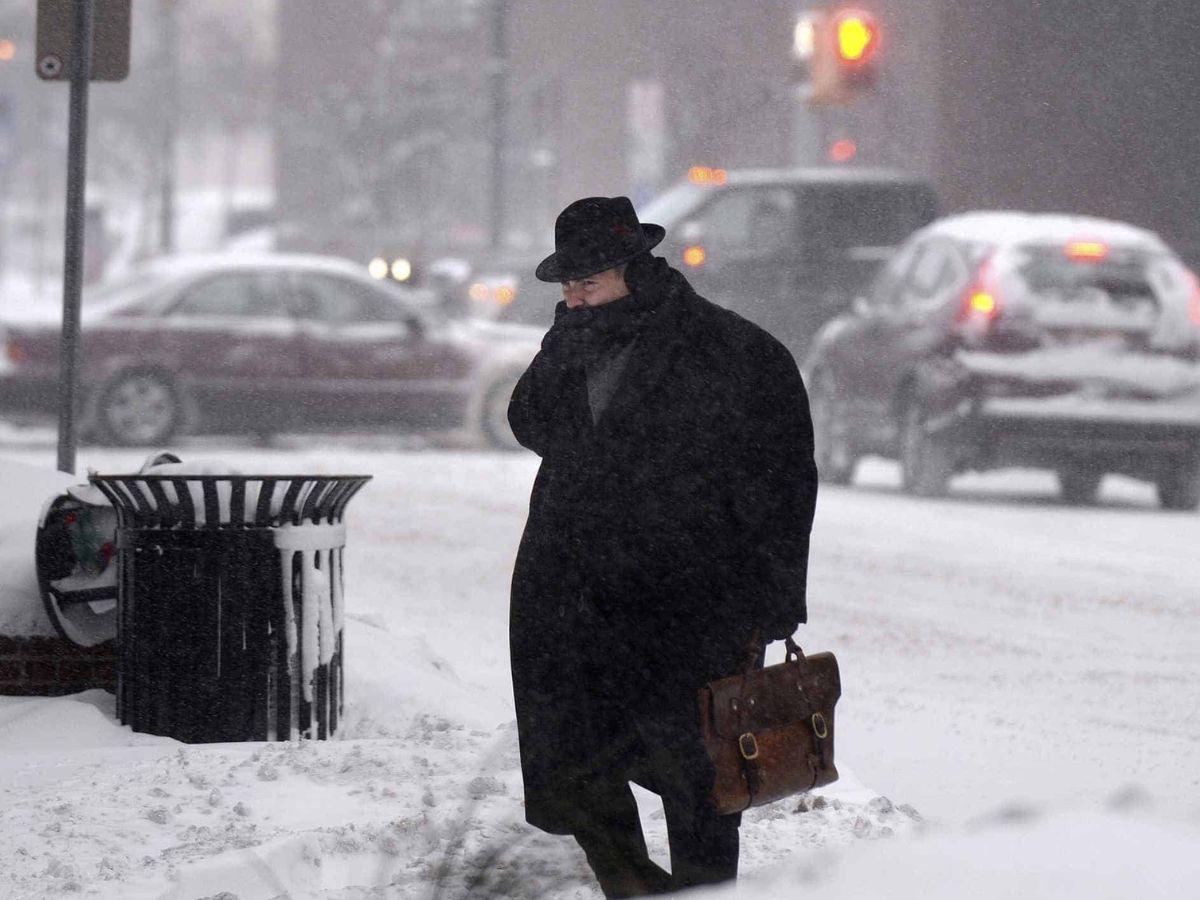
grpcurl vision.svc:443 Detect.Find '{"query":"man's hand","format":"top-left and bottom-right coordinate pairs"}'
top-left (742, 626), bottom-right (766, 670)
top-left (542, 302), bottom-right (596, 358)
top-left (763, 617), bottom-right (799, 643)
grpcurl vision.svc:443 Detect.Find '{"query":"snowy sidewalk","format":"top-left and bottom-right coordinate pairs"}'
top-left (1, 446), bottom-right (1198, 897)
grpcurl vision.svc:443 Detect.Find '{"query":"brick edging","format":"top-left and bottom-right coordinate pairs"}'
top-left (0, 635), bottom-right (117, 696)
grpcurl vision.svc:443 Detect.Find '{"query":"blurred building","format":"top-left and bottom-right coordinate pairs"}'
top-left (274, 0), bottom-right (802, 258)
top-left (928, 0), bottom-right (1200, 264)
top-left (0, 0), bottom-right (276, 308)
top-left (801, 0), bottom-right (1200, 264)
top-left (273, 0), bottom-right (1200, 265)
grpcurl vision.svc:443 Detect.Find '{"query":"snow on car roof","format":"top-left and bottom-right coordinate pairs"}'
top-left (65, 253), bottom-right (385, 322)
top-left (925, 211), bottom-right (1171, 253)
top-left (725, 166), bottom-right (931, 187)
top-left (135, 252), bottom-right (369, 279)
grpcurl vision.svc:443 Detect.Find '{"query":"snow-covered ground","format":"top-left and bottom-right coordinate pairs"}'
top-left (1, 439), bottom-right (1197, 898)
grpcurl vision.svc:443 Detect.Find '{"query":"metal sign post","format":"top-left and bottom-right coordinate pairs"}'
top-left (55, 0), bottom-right (94, 475)
top-left (36, 0), bottom-right (130, 474)
top-left (52, 0), bottom-right (93, 475)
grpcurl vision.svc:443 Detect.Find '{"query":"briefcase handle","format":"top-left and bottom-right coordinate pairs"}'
top-left (744, 633), bottom-right (805, 673)
top-left (784, 635), bottom-right (803, 661)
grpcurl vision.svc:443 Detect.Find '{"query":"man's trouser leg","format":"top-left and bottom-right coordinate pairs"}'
top-left (572, 780), bottom-right (672, 899)
top-left (661, 786), bottom-right (740, 889)
top-left (631, 711), bottom-right (741, 891)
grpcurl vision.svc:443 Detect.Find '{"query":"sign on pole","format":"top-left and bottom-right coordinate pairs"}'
top-left (36, 0), bottom-right (130, 82)
top-left (37, 0), bottom-right (133, 473)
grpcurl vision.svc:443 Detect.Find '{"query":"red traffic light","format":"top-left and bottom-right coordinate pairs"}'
top-left (833, 10), bottom-right (880, 67)
top-left (803, 7), bottom-right (882, 106)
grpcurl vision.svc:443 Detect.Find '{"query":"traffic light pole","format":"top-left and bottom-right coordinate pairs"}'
top-left (159, 0), bottom-right (177, 253)
top-left (56, 0), bottom-right (94, 474)
top-left (488, 0), bottom-right (508, 251)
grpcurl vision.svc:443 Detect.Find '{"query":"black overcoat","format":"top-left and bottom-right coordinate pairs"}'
top-left (508, 263), bottom-right (817, 835)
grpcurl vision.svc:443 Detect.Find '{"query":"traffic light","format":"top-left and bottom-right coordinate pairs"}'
top-left (832, 8), bottom-right (880, 90)
top-left (800, 7), bottom-right (882, 105)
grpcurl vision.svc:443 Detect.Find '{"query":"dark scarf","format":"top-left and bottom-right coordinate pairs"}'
top-left (551, 255), bottom-right (676, 363)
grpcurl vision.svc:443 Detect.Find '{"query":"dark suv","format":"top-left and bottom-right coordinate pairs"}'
top-left (804, 211), bottom-right (1200, 509)
top-left (473, 167), bottom-right (937, 356)
top-left (639, 167), bottom-right (938, 356)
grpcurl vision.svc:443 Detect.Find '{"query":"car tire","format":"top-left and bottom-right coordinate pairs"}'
top-left (810, 371), bottom-right (857, 485)
top-left (1057, 466), bottom-right (1103, 505)
top-left (1156, 455), bottom-right (1200, 511)
top-left (479, 372), bottom-right (523, 452)
top-left (95, 370), bottom-right (181, 447)
top-left (899, 402), bottom-right (952, 497)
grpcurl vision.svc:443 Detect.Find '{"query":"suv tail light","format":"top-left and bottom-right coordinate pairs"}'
top-left (3, 333), bottom-right (25, 366)
top-left (958, 255), bottom-right (1001, 325)
top-left (1188, 270), bottom-right (1200, 328)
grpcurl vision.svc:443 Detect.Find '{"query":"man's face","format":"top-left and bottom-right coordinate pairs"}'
top-left (561, 266), bottom-right (629, 309)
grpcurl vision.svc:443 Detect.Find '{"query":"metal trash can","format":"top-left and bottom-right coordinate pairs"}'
top-left (89, 472), bottom-right (371, 743)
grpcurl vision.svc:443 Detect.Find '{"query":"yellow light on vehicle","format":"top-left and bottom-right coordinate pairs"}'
top-left (1064, 241), bottom-right (1109, 261)
top-left (468, 282), bottom-right (491, 302)
top-left (368, 257), bottom-right (389, 279)
top-left (968, 291), bottom-right (996, 315)
top-left (0, 39), bottom-right (15, 62)
top-left (687, 166), bottom-right (727, 186)
top-left (494, 285), bottom-right (516, 305)
top-left (391, 258), bottom-right (413, 281)
top-left (683, 246), bottom-right (707, 267)
top-left (836, 14), bottom-right (875, 63)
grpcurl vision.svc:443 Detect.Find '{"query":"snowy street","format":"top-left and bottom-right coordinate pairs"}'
top-left (1, 440), bottom-right (1197, 897)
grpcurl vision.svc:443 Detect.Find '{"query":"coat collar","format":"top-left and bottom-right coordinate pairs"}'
top-left (590, 267), bottom-right (701, 435)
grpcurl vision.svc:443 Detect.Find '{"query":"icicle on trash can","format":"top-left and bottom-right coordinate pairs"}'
top-left (88, 473), bottom-right (371, 743)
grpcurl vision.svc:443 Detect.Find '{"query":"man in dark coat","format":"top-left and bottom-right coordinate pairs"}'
top-left (508, 196), bottom-right (817, 897)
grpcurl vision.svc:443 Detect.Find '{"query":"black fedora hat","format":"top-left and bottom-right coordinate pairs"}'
top-left (535, 196), bottom-right (665, 283)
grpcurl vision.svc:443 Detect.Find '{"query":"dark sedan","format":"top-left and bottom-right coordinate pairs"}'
top-left (804, 212), bottom-right (1200, 509)
top-left (0, 255), bottom-right (542, 448)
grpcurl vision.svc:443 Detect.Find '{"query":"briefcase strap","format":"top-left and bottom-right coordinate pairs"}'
top-left (736, 733), bottom-right (822, 807)
top-left (784, 636), bottom-right (802, 661)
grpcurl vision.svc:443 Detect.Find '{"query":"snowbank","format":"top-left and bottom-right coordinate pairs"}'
top-left (708, 801), bottom-right (1200, 899)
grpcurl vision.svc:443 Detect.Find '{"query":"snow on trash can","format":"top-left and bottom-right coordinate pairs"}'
top-left (88, 465), bottom-right (371, 743)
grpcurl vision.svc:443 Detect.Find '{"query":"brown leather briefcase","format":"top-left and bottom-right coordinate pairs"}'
top-left (699, 637), bottom-right (840, 815)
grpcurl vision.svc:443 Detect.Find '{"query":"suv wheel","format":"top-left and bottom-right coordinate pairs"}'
top-left (1057, 466), bottom-right (1103, 505)
top-left (899, 402), bottom-right (952, 497)
top-left (1156, 455), bottom-right (1200, 511)
top-left (810, 372), bottom-right (857, 485)
top-left (96, 371), bottom-right (181, 446)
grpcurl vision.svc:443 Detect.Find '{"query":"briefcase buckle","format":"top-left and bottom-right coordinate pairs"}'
top-left (738, 732), bottom-right (759, 760)
top-left (812, 712), bottom-right (828, 739)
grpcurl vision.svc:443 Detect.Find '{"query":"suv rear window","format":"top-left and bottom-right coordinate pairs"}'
top-left (1012, 246), bottom-right (1161, 311)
